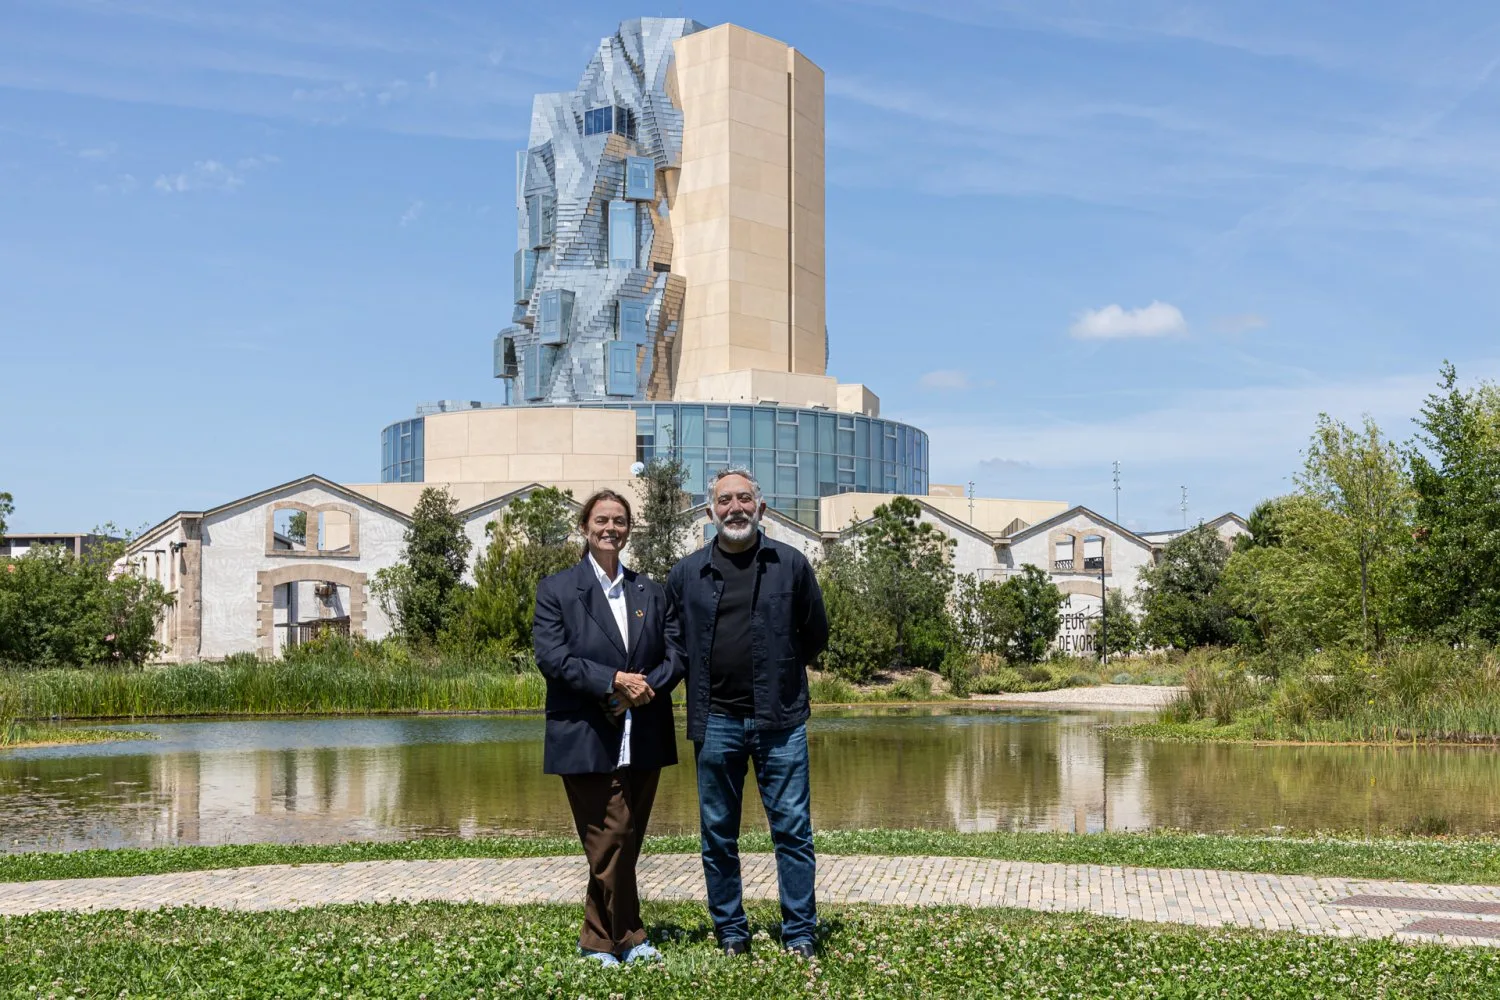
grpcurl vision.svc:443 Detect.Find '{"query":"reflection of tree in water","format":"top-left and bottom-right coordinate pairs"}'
top-left (1140, 742), bottom-right (1500, 835)
top-left (809, 714), bottom-right (1065, 832)
top-left (0, 751), bottom-right (156, 852)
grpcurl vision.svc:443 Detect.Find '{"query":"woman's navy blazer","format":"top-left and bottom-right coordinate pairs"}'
top-left (532, 556), bottom-right (685, 775)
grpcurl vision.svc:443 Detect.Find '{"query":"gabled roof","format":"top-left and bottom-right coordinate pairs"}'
top-left (457, 483), bottom-right (582, 522)
top-left (1003, 505), bottom-right (1154, 550)
top-left (1140, 512), bottom-right (1250, 541)
top-left (127, 474), bottom-right (414, 556)
top-left (833, 497), bottom-right (1001, 548)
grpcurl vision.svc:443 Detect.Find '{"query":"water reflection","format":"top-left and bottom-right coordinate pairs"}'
top-left (3, 709), bottom-right (1497, 853)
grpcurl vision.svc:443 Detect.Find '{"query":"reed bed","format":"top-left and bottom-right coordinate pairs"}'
top-left (1147, 644), bottom-right (1500, 744)
top-left (2, 655), bottom-right (547, 721)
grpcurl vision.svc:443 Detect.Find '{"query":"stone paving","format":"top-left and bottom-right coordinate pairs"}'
top-left (3, 853), bottom-right (1499, 948)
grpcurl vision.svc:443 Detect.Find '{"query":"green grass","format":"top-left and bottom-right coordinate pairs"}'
top-left (1136, 645), bottom-right (1500, 745)
top-left (3, 899), bottom-right (1496, 999)
top-left (9, 829), bottom-right (1500, 886)
top-left (1, 658), bottom-right (550, 721)
top-left (0, 723), bottom-right (154, 748)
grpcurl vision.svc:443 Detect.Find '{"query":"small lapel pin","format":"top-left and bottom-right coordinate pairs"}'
top-left (634, 609), bottom-right (645, 618)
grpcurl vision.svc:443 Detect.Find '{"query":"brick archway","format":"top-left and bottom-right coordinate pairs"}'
top-left (255, 564), bottom-right (368, 655)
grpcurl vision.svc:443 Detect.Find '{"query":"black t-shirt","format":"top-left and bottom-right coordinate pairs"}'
top-left (708, 537), bottom-right (760, 717)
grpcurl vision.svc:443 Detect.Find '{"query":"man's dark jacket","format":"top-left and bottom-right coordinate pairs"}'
top-left (533, 557), bottom-right (684, 775)
top-left (666, 532), bottom-right (829, 742)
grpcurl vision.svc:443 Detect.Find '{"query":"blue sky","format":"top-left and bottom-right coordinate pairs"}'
top-left (3, 0), bottom-right (1499, 534)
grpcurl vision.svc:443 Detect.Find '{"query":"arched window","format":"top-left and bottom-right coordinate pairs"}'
top-left (1053, 534), bottom-right (1076, 571)
top-left (1082, 534), bottom-right (1105, 571)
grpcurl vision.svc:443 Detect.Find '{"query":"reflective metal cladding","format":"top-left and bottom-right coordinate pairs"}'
top-left (494, 17), bottom-right (703, 405)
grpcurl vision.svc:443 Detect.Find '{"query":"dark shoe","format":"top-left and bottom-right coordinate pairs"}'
top-left (785, 940), bottom-right (815, 960)
top-left (720, 938), bottom-right (751, 957)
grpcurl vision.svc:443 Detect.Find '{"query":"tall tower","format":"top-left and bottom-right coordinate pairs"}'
top-left (495, 18), bottom-right (703, 405)
top-left (669, 24), bottom-right (827, 397)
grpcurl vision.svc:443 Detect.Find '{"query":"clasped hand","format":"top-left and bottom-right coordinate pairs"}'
top-left (610, 671), bottom-right (654, 716)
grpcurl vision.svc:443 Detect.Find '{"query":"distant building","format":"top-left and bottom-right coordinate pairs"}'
top-left (1, 533), bottom-right (120, 559)
top-left (368, 19), bottom-right (920, 531)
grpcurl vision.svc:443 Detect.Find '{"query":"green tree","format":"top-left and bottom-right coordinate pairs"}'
top-left (857, 496), bottom-right (955, 669)
top-left (952, 573), bottom-right (1018, 658)
top-left (0, 491), bottom-right (12, 538)
top-left (371, 486), bottom-right (472, 645)
top-left (1090, 587), bottom-right (1141, 658)
top-left (1217, 495), bottom-right (1354, 653)
top-left (816, 539), bottom-right (897, 683)
top-left (1297, 414), bottom-right (1412, 649)
top-left (1403, 363), bottom-right (1500, 642)
top-left (0, 533), bottom-right (169, 667)
top-left (285, 511), bottom-right (308, 546)
top-left (1138, 524), bottom-right (1237, 650)
top-left (629, 455), bottom-right (691, 582)
top-left (997, 565), bottom-right (1066, 663)
top-left (450, 487), bottom-right (579, 654)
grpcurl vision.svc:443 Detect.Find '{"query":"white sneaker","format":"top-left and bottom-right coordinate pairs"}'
top-left (620, 941), bottom-right (663, 963)
top-left (580, 948), bottom-right (619, 967)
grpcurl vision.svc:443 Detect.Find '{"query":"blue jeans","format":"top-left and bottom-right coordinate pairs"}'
top-left (694, 713), bottom-right (817, 946)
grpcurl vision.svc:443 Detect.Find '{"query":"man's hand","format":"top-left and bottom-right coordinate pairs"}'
top-left (613, 671), bottom-right (655, 708)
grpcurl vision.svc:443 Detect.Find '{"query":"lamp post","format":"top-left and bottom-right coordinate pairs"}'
top-left (1100, 558), bottom-right (1108, 668)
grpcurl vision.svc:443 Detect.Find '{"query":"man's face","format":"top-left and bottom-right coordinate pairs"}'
top-left (711, 474), bottom-right (763, 543)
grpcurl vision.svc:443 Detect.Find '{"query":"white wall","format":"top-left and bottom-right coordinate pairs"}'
top-left (1005, 512), bottom-right (1156, 600)
top-left (197, 485), bottom-right (407, 658)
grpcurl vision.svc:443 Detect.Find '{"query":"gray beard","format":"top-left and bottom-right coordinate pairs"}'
top-left (715, 514), bottom-right (760, 544)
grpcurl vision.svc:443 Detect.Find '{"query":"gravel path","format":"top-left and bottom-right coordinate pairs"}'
top-left (2, 852), bottom-right (1497, 947)
top-left (971, 684), bottom-right (1183, 710)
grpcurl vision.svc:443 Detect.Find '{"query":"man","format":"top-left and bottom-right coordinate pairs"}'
top-left (665, 467), bottom-right (829, 959)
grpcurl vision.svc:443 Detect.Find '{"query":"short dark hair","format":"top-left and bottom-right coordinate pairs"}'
top-left (578, 489), bottom-right (633, 529)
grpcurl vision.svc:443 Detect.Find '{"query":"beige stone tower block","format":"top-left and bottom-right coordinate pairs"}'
top-left (669, 24), bottom-right (826, 397)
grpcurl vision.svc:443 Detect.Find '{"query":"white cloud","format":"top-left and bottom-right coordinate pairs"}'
top-left (93, 173), bottom-right (138, 194)
top-left (154, 159), bottom-right (241, 193)
top-left (78, 143), bottom-right (116, 160)
top-left (1212, 313), bottom-right (1268, 335)
top-left (398, 199), bottom-right (425, 227)
top-left (919, 369), bottom-right (974, 390)
top-left (377, 79), bottom-right (409, 105)
top-left (153, 155), bottom-right (276, 195)
top-left (911, 366), bottom-right (1499, 481)
top-left (1069, 301), bottom-right (1187, 340)
top-left (425, 71), bottom-right (439, 89)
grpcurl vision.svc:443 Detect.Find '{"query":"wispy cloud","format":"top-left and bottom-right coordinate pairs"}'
top-left (153, 155), bottom-right (277, 194)
top-left (398, 200), bottom-right (424, 227)
top-left (77, 143), bottom-right (117, 160)
top-left (919, 369), bottom-right (980, 391)
top-left (93, 173), bottom-right (138, 195)
top-left (913, 365), bottom-right (1500, 480)
top-left (1070, 302), bottom-right (1187, 340)
top-left (1212, 313), bottom-right (1269, 335)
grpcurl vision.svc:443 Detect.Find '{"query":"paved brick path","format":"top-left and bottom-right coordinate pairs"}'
top-left (3, 853), bottom-right (1498, 947)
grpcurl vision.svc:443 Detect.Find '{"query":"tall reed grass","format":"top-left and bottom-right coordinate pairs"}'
top-left (1, 651), bottom-right (547, 721)
top-left (1160, 644), bottom-right (1500, 743)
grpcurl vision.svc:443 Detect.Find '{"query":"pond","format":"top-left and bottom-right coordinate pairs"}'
top-left (3, 707), bottom-right (1498, 853)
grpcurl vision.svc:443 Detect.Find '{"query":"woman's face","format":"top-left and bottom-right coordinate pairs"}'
top-left (585, 499), bottom-right (630, 560)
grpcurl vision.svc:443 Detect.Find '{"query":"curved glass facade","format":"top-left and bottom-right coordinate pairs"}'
top-left (379, 402), bottom-right (928, 529)
top-left (380, 419), bottom-right (424, 484)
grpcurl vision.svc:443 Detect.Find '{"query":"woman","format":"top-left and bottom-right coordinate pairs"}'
top-left (532, 489), bottom-right (683, 966)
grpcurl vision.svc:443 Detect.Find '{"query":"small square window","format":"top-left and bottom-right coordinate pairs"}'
top-left (538, 288), bottom-right (575, 345)
top-left (606, 342), bottom-right (636, 396)
top-left (618, 300), bottom-right (648, 342)
top-left (625, 156), bottom-right (655, 200)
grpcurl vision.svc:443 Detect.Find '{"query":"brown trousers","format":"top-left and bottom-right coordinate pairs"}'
top-left (560, 767), bottom-right (661, 954)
